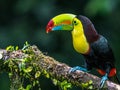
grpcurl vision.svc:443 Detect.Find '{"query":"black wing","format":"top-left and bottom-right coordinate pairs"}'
top-left (83, 35), bottom-right (115, 70)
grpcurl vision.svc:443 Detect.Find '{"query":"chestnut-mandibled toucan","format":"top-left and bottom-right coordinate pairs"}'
top-left (46, 13), bottom-right (120, 88)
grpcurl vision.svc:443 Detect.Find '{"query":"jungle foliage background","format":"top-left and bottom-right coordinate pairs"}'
top-left (0, 0), bottom-right (120, 90)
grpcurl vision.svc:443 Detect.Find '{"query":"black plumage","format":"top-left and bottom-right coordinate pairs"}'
top-left (77, 15), bottom-right (120, 84)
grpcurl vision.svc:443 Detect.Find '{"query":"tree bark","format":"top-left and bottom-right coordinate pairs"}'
top-left (0, 45), bottom-right (120, 90)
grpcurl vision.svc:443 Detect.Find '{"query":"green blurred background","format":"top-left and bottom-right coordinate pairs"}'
top-left (0, 0), bottom-right (120, 90)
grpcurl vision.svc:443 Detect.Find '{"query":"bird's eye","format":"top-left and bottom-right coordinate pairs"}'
top-left (73, 20), bottom-right (77, 25)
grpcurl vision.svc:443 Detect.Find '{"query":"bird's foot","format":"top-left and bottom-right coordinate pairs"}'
top-left (69, 66), bottom-right (88, 73)
top-left (100, 73), bottom-right (108, 88)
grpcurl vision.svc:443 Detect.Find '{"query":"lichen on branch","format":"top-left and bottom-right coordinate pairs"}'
top-left (0, 43), bottom-right (120, 90)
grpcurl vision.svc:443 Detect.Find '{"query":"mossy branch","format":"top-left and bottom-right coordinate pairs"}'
top-left (0, 45), bottom-right (120, 90)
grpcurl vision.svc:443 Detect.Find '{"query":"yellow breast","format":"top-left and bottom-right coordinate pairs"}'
top-left (72, 28), bottom-right (89, 54)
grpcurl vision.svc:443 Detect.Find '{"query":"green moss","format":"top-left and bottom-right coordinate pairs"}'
top-left (35, 71), bottom-right (41, 78)
top-left (43, 70), bottom-right (50, 78)
top-left (4, 42), bottom-right (73, 90)
top-left (6, 45), bottom-right (19, 51)
top-left (4, 42), bottom-right (42, 90)
top-left (81, 80), bottom-right (93, 89)
top-left (52, 79), bottom-right (72, 90)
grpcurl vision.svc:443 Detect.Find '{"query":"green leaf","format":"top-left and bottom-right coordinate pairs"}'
top-left (23, 66), bottom-right (33, 73)
top-left (19, 62), bottom-right (25, 71)
top-left (35, 71), bottom-right (41, 78)
top-left (60, 80), bottom-right (72, 90)
top-left (43, 70), bottom-right (49, 78)
top-left (6, 45), bottom-right (15, 51)
top-left (81, 82), bottom-right (89, 88)
top-left (15, 46), bottom-right (19, 50)
top-left (18, 86), bottom-right (25, 90)
top-left (81, 80), bottom-right (93, 89)
top-left (26, 84), bottom-right (32, 90)
top-left (52, 79), bottom-right (58, 85)
top-left (22, 41), bottom-right (30, 50)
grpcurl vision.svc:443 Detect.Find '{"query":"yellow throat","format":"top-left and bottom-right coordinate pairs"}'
top-left (71, 18), bottom-right (89, 54)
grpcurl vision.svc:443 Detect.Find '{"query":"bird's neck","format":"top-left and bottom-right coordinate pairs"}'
top-left (71, 28), bottom-right (90, 54)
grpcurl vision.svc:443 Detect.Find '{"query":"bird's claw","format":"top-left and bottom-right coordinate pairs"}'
top-left (100, 74), bottom-right (108, 88)
top-left (69, 66), bottom-right (88, 73)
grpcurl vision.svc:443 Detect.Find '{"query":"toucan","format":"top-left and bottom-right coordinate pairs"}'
top-left (46, 13), bottom-right (120, 88)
